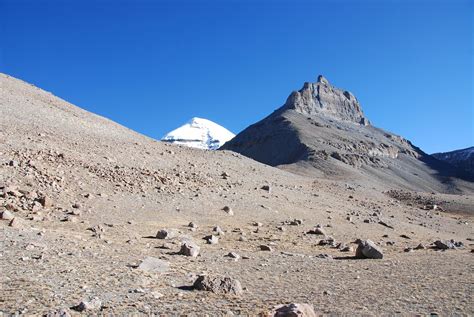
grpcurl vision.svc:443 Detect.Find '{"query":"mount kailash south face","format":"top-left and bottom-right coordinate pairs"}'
top-left (161, 117), bottom-right (235, 150)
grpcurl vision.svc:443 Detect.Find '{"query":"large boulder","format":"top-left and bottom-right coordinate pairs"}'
top-left (355, 239), bottom-right (384, 259)
top-left (193, 275), bottom-right (243, 295)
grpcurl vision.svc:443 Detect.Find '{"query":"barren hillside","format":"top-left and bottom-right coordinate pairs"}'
top-left (1, 73), bottom-right (473, 316)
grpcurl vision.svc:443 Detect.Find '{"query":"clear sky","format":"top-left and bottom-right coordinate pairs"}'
top-left (1, 0), bottom-right (473, 154)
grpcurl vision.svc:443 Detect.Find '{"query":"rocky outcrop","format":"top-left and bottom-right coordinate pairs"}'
top-left (283, 75), bottom-right (369, 125)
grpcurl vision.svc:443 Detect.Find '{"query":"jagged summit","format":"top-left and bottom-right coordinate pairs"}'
top-left (161, 117), bottom-right (235, 150)
top-left (282, 75), bottom-right (369, 126)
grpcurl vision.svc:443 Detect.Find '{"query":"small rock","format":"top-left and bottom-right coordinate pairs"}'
top-left (254, 222), bottom-right (263, 227)
top-left (9, 217), bottom-right (23, 228)
top-left (9, 160), bottom-right (19, 167)
top-left (160, 242), bottom-right (175, 250)
top-left (355, 239), bottom-right (384, 259)
top-left (315, 253), bottom-right (333, 260)
top-left (1, 210), bottom-right (14, 220)
top-left (137, 257), bottom-right (170, 273)
top-left (188, 222), bottom-right (198, 228)
top-left (156, 229), bottom-right (176, 239)
top-left (261, 185), bottom-right (271, 192)
top-left (222, 206), bottom-right (234, 216)
top-left (318, 236), bottom-right (336, 247)
top-left (213, 226), bottom-right (225, 235)
top-left (72, 298), bottom-right (102, 312)
top-left (404, 247), bottom-right (413, 253)
top-left (221, 172), bottom-right (230, 179)
top-left (204, 235), bottom-right (219, 245)
top-left (414, 243), bottom-right (426, 250)
top-left (340, 245), bottom-right (353, 252)
top-left (193, 275), bottom-right (243, 295)
top-left (272, 303), bottom-right (317, 317)
top-left (307, 227), bottom-right (326, 235)
top-left (226, 252), bottom-right (240, 260)
top-left (259, 245), bottom-right (273, 251)
top-left (433, 239), bottom-right (463, 250)
top-left (38, 196), bottom-right (53, 208)
top-left (288, 219), bottom-right (303, 226)
top-left (179, 241), bottom-right (200, 257)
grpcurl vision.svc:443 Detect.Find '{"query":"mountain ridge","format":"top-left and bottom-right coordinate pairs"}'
top-left (221, 75), bottom-right (474, 193)
top-left (432, 146), bottom-right (474, 175)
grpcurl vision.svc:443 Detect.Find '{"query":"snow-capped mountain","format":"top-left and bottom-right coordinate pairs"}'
top-left (161, 117), bottom-right (235, 150)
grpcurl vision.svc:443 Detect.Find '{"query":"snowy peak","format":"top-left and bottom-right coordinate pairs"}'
top-left (161, 117), bottom-right (235, 150)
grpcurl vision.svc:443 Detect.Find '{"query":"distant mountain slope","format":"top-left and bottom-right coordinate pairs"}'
top-left (221, 75), bottom-right (474, 193)
top-left (432, 147), bottom-right (474, 175)
top-left (162, 117), bottom-right (235, 150)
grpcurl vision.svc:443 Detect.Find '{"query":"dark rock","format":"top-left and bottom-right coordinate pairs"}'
top-left (72, 298), bottom-right (102, 312)
top-left (226, 252), bottom-right (240, 260)
top-left (272, 303), bottom-right (317, 317)
top-left (204, 235), bottom-right (219, 245)
top-left (179, 241), bottom-right (200, 257)
top-left (318, 236), bottom-right (336, 247)
top-left (259, 245), bottom-right (273, 251)
top-left (38, 196), bottom-right (53, 208)
top-left (307, 225), bottom-right (326, 235)
top-left (222, 206), bottom-right (234, 215)
top-left (433, 239), bottom-right (463, 250)
top-left (315, 253), bottom-right (333, 260)
top-left (156, 229), bottom-right (176, 239)
top-left (414, 243), bottom-right (426, 250)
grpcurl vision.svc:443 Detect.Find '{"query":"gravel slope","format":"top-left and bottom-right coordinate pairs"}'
top-left (1, 73), bottom-right (473, 316)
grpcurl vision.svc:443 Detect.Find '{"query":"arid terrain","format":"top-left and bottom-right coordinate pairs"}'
top-left (1, 73), bottom-right (473, 316)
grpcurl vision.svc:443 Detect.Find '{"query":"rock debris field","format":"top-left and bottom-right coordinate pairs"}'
top-left (0, 73), bottom-right (473, 316)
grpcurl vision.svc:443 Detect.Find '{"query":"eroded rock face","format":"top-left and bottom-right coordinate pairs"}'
top-left (283, 75), bottom-right (369, 126)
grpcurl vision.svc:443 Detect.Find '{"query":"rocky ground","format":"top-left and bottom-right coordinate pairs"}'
top-left (1, 73), bottom-right (473, 316)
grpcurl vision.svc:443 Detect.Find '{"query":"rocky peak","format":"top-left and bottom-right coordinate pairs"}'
top-left (283, 75), bottom-right (370, 125)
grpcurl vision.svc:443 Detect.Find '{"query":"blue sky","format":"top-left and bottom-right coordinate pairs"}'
top-left (1, 0), bottom-right (473, 153)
